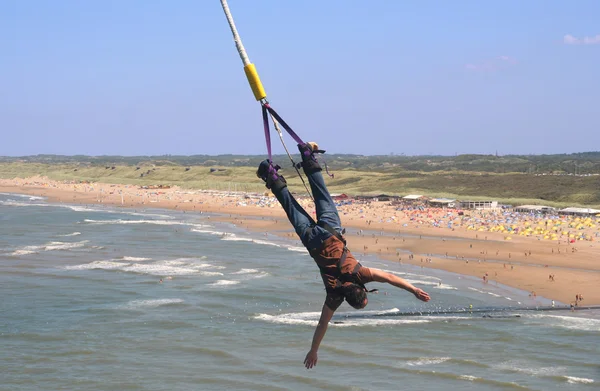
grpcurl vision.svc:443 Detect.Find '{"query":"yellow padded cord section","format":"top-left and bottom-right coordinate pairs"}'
top-left (243, 63), bottom-right (267, 101)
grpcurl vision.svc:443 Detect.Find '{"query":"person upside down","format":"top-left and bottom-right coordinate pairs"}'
top-left (257, 142), bottom-right (431, 369)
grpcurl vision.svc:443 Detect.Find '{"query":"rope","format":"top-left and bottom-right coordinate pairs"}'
top-left (219, 0), bottom-right (251, 67)
top-left (219, 0), bottom-right (316, 202)
top-left (270, 113), bottom-right (315, 204)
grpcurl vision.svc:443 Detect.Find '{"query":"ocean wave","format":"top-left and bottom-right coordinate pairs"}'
top-left (253, 308), bottom-right (432, 328)
top-left (119, 298), bottom-right (185, 309)
top-left (286, 246), bottom-right (306, 253)
top-left (526, 314), bottom-right (600, 332)
top-left (434, 284), bottom-right (457, 290)
top-left (253, 312), bottom-right (429, 327)
top-left (0, 200), bottom-right (105, 213)
top-left (59, 232), bottom-right (82, 237)
top-left (231, 268), bottom-right (259, 274)
top-left (66, 205), bottom-right (106, 213)
top-left (221, 236), bottom-right (253, 242)
top-left (458, 375), bottom-right (479, 381)
top-left (406, 357), bottom-right (451, 366)
top-left (64, 258), bottom-right (225, 277)
top-left (216, 232), bottom-right (308, 253)
top-left (209, 280), bottom-right (241, 286)
top-left (122, 262), bottom-right (223, 277)
top-left (0, 192), bottom-right (45, 200)
top-left (495, 361), bottom-right (567, 376)
top-left (120, 256), bottom-right (152, 261)
top-left (65, 260), bottom-right (129, 270)
top-left (10, 240), bottom-right (89, 256)
top-left (191, 228), bottom-right (230, 236)
top-left (119, 211), bottom-right (175, 219)
top-left (405, 278), bottom-right (443, 287)
top-left (86, 219), bottom-right (208, 229)
top-left (564, 376), bottom-right (594, 384)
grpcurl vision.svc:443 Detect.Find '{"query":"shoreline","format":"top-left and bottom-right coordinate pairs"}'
top-left (1, 177), bottom-right (599, 306)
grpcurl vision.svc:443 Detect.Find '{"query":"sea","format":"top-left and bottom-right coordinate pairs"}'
top-left (1, 192), bottom-right (598, 391)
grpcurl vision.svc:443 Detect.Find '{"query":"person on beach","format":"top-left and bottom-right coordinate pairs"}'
top-left (257, 142), bottom-right (431, 369)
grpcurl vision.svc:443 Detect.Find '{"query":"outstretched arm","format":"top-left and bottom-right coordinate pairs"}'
top-left (370, 268), bottom-right (431, 302)
top-left (304, 302), bottom-right (335, 369)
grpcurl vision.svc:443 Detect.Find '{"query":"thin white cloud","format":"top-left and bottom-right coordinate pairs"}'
top-left (563, 34), bottom-right (600, 45)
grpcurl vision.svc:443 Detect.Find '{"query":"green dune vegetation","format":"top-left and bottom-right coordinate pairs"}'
top-left (1, 152), bottom-right (599, 208)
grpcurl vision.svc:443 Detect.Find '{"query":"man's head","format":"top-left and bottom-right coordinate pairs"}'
top-left (342, 283), bottom-right (368, 309)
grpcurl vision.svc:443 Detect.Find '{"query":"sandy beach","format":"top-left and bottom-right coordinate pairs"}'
top-left (2, 176), bottom-right (599, 306)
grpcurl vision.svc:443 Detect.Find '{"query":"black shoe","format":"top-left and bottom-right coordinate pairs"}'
top-left (298, 142), bottom-right (324, 173)
top-left (256, 159), bottom-right (287, 192)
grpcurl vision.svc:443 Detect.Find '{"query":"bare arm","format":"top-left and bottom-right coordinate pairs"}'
top-left (370, 268), bottom-right (431, 302)
top-left (304, 302), bottom-right (335, 369)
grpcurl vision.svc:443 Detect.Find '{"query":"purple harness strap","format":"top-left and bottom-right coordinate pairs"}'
top-left (261, 105), bottom-right (272, 162)
top-left (262, 103), bottom-right (304, 146)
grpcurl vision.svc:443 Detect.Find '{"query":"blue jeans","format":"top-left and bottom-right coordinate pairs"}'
top-left (272, 169), bottom-right (342, 250)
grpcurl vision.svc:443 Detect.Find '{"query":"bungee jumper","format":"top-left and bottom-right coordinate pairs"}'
top-left (219, 1), bottom-right (431, 369)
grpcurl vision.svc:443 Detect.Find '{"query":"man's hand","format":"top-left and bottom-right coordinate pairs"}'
top-left (304, 349), bottom-right (318, 369)
top-left (413, 287), bottom-right (430, 302)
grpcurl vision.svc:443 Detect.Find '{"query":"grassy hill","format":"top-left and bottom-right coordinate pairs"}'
top-left (1, 152), bottom-right (599, 208)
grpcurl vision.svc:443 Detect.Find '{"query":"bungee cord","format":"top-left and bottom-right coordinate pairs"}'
top-left (219, 0), bottom-right (315, 201)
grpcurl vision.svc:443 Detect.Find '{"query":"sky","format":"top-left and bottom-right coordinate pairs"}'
top-left (1, 0), bottom-right (599, 157)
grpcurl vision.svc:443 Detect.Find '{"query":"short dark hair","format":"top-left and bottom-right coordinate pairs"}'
top-left (343, 283), bottom-right (367, 309)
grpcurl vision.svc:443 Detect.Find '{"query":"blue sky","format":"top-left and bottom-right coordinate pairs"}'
top-left (1, 0), bottom-right (599, 156)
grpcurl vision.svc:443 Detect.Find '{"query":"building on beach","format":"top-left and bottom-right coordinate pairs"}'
top-left (428, 198), bottom-right (457, 208)
top-left (558, 207), bottom-right (600, 216)
top-left (513, 205), bottom-right (557, 214)
top-left (459, 200), bottom-right (498, 210)
top-left (402, 194), bottom-right (424, 201)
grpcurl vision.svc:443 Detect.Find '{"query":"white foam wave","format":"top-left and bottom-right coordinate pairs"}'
top-left (406, 357), bottom-right (451, 366)
top-left (86, 219), bottom-right (208, 229)
top-left (65, 260), bottom-right (128, 270)
top-left (0, 200), bottom-right (35, 207)
top-left (121, 256), bottom-right (151, 261)
top-left (218, 233), bottom-right (305, 252)
top-left (434, 284), bottom-right (458, 290)
top-left (10, 240), bottom-right (89, 256)
top-left (248, 272), bottom-right (270, 279)
top-left (191, 228), bottom-right (230, 236)
top-left (468, 287), bottom-right (495, 295)
top-left (253, 313), bottom-right (429, 327)
top-left (123, 262), bottom-right (223, 277)
top-left (0, 200), bottom-right (105, 212)
top-left (496, 361), bottom-right (566, 376)
top-left (458, 375), bottom-right (478, 381)
top-left (232, 268), bottom-right (259, 274)
top-left (209, 280), bottom-right (241, 286)
top-left (287, 246), bottom-right (306, 253)
top-left (221, 236), bottom-right (253, 242)
top-left (343, 307), bottom-right (401, 317)
top-left (251, 239), bottom-right (281, 247)
top-left (120, 298), bottom-right (184, 309)
top-left (217, 234), bottom-right (282, 248)
top-left (565, 376), bottom-right (594, 384)
top-left (64, 258), bottom-right (224, 277)
top-left (167, 258), bottom-right (225, 270)
top-left (527, 314), bottom-right (600, 332)
top-left (66, 205), bottom-right (105, 212)
top-left (253, 308), bottom-right (431, 327)
top-left (335, 319), bottom-right (430, 327)
top-left (0, 192), bottom-right (45, 200)
top-left (120, 211), bottom-right (175, 219)
top-left (59, 232), bottom-right (82, 237)
top-left (405, 279), bottom-right (442, 287)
